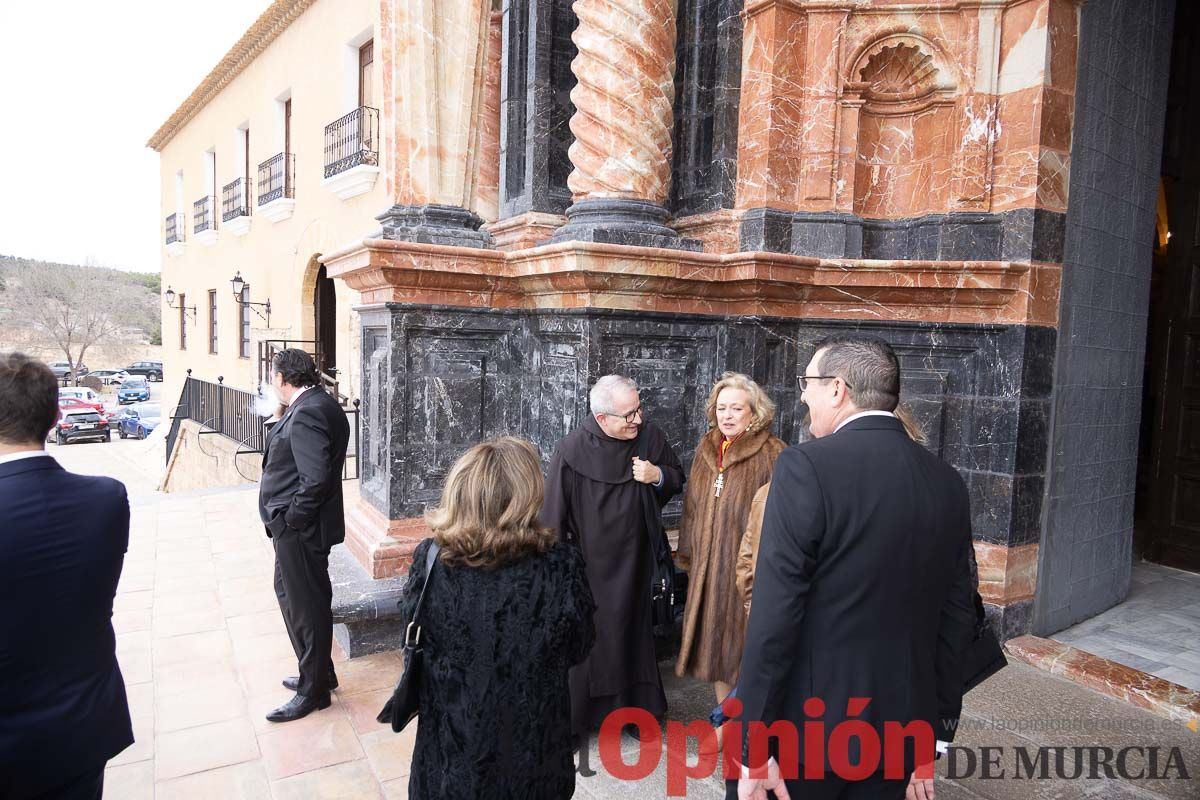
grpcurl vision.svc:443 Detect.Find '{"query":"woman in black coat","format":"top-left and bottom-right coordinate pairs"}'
top-left (397, 436), bottom-right (596, 799)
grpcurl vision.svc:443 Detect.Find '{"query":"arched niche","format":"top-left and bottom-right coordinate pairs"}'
top-left (843, 35), bottom-right (960, 220)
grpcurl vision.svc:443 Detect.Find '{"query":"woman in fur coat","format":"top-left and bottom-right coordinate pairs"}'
top-left (675, 373), bottom-right (785, 707)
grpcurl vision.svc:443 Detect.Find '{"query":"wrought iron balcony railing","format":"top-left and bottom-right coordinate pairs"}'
top-left (324, 106), bottom-right (380, 178)
top-left (193, 196), bottom-right (215, 234)
top-left (221, 177), bottom-right (251, 221)
top-left (257, 152), bottom-right (295, 206)
top-left (166, 213), bottom-right (185, 245)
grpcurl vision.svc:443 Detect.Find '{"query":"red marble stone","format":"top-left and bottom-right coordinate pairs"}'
top-left (1006, 636), bottom-right (1200, 728)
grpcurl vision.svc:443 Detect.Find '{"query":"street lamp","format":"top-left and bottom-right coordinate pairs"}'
top-left (164, 285), bottom-right (197, 320)
top-left (230, 271), bottom-right (272, 325)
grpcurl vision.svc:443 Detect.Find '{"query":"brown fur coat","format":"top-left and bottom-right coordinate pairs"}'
top-left (675, 428), bottom-right (785, 684)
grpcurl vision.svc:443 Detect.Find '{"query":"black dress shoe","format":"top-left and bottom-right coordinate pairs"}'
top-left (266, 692), bottom-right (331, 723)
top-left (282, 673), bottom-right (339, 692)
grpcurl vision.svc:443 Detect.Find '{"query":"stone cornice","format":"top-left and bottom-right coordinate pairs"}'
top-left (146, 0), bottom-right (318, 151)
top-left (323, 239), bottom-right (1059, 327)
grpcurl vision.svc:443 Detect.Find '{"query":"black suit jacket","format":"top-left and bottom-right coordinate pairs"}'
top-left (738, 415), bottom-right (976, 769)
top-left (258, 387), bottom-right (351, 552)
top-left (0, 455), bottom-right (133, 797)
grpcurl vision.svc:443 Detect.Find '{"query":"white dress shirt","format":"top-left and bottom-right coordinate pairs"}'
top-left (833, 409), bottom-right (896, 433)
top-left (0, 449), bottom-right (50, 466)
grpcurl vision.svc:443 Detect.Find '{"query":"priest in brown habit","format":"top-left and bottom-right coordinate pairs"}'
top-left (542, 374), bottom-right (685, 740)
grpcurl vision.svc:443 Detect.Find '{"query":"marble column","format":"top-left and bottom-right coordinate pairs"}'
top-left (472, 8), bottom-right (503, 225)
top-left (376, 0), bottom-right (494, 247)
top-left (550, 0), bottom-right (700, 250)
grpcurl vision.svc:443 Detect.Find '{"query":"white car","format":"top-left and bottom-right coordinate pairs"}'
top-left (88, 369), bottom-right (131, 386)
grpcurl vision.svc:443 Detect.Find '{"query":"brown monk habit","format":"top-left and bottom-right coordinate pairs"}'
top-left (541, 416), bottom-right (685, 737)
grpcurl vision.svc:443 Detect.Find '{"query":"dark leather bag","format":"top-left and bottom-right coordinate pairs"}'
top-left (636, 435), bottom-right (676, 631)
top-left (376, 541), bottom-right (441, 732)
top-left (962, 590), bottom-right (1006, 693)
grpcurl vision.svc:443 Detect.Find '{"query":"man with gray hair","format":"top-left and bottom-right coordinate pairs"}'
top-left (543, 374), bottom-right (685, 742)
top-left (735, 335), bottom-right (976, 800)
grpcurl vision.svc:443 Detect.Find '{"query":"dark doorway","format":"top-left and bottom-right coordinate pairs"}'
top-left (314, 265), bottom-right (337, 376)
top-left (1136, 0), bottom-right (1200, 573)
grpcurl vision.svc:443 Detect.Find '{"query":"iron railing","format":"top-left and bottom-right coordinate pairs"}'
top-left (167, 371), bottom-right (360, 480)
top-left (324, 106), bottom-right (379, 178)
top-left (221, 177), bottom-right (251, 221)
top-left (257, 152), bottom-right (295, 205)
top-left (165, 213), bottom-right (184, 245)
top-left (193, 196), bottom-right (215, 233)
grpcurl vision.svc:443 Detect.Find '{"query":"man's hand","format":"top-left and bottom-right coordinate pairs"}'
top-left (632, 457), bottom-right (661, 485)
top-left (738, 758), bottom-right (790, 800)
top-left (906, 769), bottom-right (934, 800)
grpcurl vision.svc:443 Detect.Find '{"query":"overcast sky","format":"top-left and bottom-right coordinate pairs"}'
top-left (0, 1), bottom-right (272, 273)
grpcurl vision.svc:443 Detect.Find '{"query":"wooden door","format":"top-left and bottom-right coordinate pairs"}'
top-left (315, 265), bottom-right (337, 374)
top-left (1146, 0), bottom-right (1200, 571)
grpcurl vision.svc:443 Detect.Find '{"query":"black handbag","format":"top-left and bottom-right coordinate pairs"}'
top-left (376, 541), bottom-right (440, 732)
top-left (636, 436), bottom-right (677, 631)
top-left (962, 590), bottom-right (1006, 693)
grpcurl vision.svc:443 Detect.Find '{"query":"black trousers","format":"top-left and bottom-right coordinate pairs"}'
top-left (273, 531), bottom-right (334, 698)
top-left (27, 767), bottom-right (103, 800)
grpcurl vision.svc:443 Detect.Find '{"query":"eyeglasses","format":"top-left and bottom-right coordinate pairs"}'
top-left (606, 405), bottom-right (643, 424)
top-left (799, 375), bottom-right (853, 392)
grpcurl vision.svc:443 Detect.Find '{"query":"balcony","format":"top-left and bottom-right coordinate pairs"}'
top-left (193, 196), bottom-right (218, 246)
top-left (165, 213), bottom-right (185, 256)
top-left (322, 106), bottom-right (380, 200)
top-left (222, 177), bottom-right (252, 237)
top-left (257, 152), bottom-right (296, 222)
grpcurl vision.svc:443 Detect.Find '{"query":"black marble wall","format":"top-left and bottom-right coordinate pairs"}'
top-left (358, 305), bottom-right (1054, 599)
top-left (499, 0), bottom-right (577, 218)
top-left (670, 0), bottom-right (743, 217)
top-left (1032, 0), bottom-right (1174, 636)
top-left (739, 208), bottom-right (1067, 263)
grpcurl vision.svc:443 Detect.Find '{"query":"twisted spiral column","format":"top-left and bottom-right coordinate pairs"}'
top-left (566, 0), bottom-right (679, 203)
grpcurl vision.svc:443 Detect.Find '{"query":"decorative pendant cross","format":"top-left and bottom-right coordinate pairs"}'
top-left (713, 472), bottom-right (724, 498)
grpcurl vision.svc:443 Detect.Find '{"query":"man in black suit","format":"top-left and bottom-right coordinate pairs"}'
top-left (258, 348), bottom-right (350, 723)
top-left (0, 353), bottom-right (132, 799)
top-left (736, 336), bottom-right (976, 800)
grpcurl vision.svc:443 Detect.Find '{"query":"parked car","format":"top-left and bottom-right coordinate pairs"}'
top-left (117, 377), bottom-right (151, 404)
top-left (59, 387), bottom-right (104, 412)
top-left (59, 398), bottom-right (113, 429)
top-left (54, 408), bottom-right (110, 445)
top-left (88, 369), bottom-right (130, 386)
top-left (47, 361), bottom-right (89, 382)
top-left (122, 360), bottom-right (163, 382)
top-left (117, 403), bottom-right (160, 440)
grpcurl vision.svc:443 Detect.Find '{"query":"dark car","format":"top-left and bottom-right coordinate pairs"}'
top-left (117, 404), bottom-right (160, 440)
top-left (123, 360), bottom-right (163, 382)
top-left (47, 361), bottom-right (89, 382)
top-left (117, 377), bottom-right (151, 404)
top-left (54, 409), bottom-right (110, 445)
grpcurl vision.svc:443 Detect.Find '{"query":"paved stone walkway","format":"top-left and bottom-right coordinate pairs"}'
top-left (43, 441), bottom-right (1200, 799)
top-left (1054, 562), bottom-right (1200, 691)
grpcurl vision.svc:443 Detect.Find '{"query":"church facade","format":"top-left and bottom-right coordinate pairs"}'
top-left (157, 0), bottom-right (1191, 643)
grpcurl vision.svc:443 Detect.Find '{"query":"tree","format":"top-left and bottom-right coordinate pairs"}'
top-left (6, 264), bottom-right (151, 375)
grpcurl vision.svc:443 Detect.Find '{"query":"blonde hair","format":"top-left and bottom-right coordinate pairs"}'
top-left (705, 372), bottom-right (776, 433)
top-left (894, 404), bottom-right (928, 445)
top-left (425, 436), bottom-right (556, 569)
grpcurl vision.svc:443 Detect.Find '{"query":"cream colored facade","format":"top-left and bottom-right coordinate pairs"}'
top-left (150, 0), bottom-right (382, 408)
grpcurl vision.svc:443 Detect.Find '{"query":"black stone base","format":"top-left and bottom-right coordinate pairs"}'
top-left (549, 198), bottom-right (702, 251)
top-left (377, 203), bottom-right (494, 249)
top-left (329, 545), bottom-right (407, 657)
top-left (983, 598), bottom-right (1034, 642)
top-left (739, 208), bottom-right (1066, 263)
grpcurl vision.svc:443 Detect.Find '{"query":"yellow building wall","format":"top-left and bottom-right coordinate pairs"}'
top-left (157, 0), bottom-right (382, 410)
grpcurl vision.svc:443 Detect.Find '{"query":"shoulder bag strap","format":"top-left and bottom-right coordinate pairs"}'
top-left (404, 541), bottom-right (441, 648)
